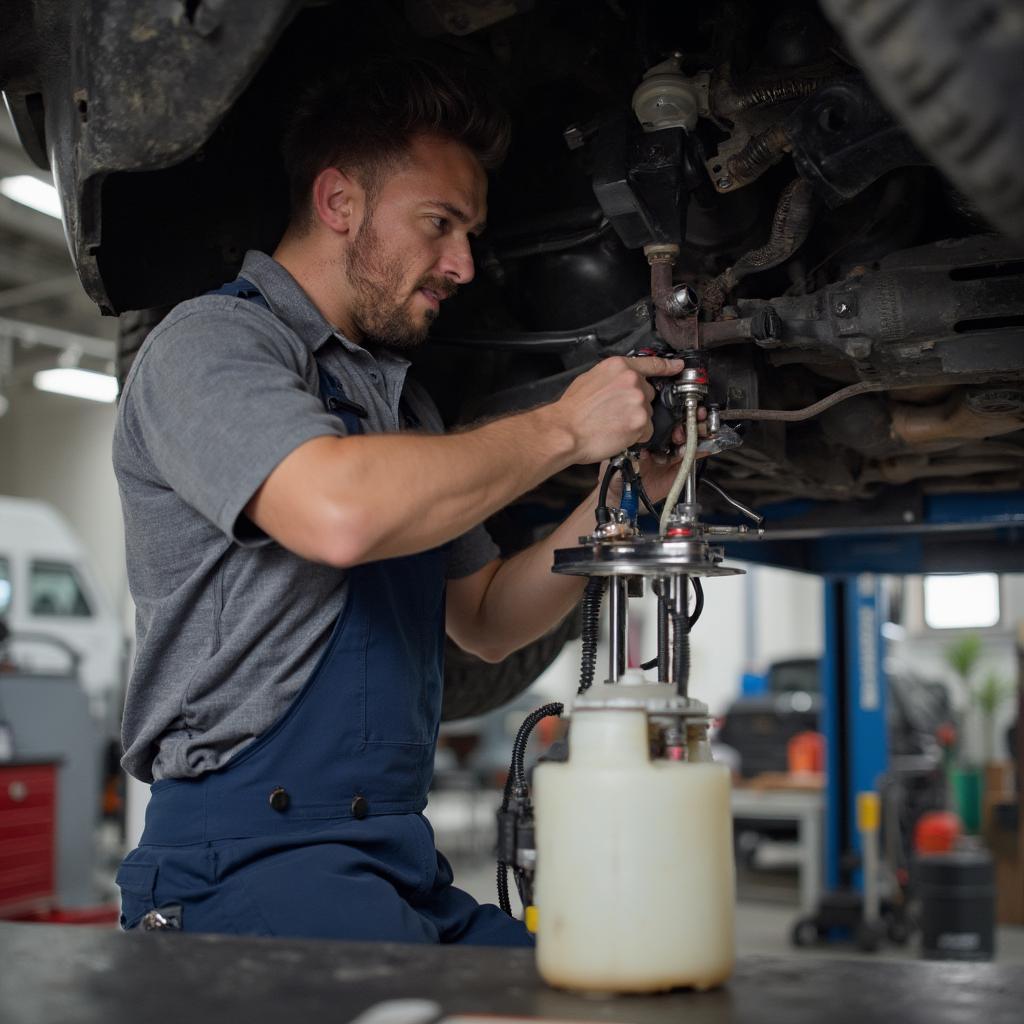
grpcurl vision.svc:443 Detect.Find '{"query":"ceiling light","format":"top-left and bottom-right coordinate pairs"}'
top-left (0, 174), bottom-right (62, 219)
top-left (33, 367), bottom-right (118, 403)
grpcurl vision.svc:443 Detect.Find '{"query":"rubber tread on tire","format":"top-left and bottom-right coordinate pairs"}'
top-left (820, 0), bottom-right (1024, 239)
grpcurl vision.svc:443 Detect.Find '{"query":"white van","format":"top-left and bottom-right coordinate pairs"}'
top-left (0, 495), bottom-right (125, 738)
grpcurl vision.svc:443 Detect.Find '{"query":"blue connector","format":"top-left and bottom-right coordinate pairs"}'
top-left (620, 482), bottom-right (639, 523)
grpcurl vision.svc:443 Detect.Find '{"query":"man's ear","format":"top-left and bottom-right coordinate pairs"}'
top-left (311, 166), bottom-right (363, 237)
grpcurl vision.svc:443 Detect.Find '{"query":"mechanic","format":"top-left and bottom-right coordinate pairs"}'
top-left (113, 56), bottom-right (687, 946)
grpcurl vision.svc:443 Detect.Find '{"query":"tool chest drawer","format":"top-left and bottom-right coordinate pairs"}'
top-left (0, 761), bottom-right (57, 915)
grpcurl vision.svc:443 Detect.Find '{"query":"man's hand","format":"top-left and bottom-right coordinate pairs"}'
top-left (552, 356), bottom-right (685, 464)
top-left (600, 406), bottom-right (709, 506)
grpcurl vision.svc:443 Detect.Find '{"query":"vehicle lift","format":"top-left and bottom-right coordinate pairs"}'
top-left (721, 492), bottom-right (1024, 950)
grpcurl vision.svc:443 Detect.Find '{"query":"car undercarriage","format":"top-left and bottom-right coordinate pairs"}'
top-left (3, 0), bottom-right (1023, 714)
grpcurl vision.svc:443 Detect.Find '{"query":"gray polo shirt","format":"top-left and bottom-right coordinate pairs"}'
top-left (115, 250), bottom-right (498, 783)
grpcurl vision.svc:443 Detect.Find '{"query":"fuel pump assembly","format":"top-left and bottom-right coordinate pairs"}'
top-left (496, 260), bottom-right (765, 993)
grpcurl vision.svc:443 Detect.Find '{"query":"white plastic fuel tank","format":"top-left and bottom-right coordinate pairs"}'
top-left (533, 706), bottom-right (735, 993)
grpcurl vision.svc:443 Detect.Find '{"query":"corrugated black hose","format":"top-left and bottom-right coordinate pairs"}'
top-left (497, 701), bottom-right (565, 915)
top-left (577, 576), bottom-right (607, 696)
top-left (640, 576), bottom-right (703, 673)
top-left (672, 604), bottom-right (691, 697)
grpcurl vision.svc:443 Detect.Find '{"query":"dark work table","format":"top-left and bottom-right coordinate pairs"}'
top-left (1, 921), bottom-right (1021, 1024)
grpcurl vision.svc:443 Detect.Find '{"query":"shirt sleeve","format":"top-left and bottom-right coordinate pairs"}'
top-left (120, 300), bottom-right (346, 545)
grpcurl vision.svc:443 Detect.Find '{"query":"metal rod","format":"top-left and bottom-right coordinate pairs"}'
top-left (608, 576), bottom-right (628, 682)
top-left (683, 464), bottom-right (697, 507)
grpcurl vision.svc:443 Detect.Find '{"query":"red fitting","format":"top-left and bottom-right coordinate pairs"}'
top-left (667, 527), bottom-right (693, 538)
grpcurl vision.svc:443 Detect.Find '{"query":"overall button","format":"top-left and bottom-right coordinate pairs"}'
top-left (351, 794), bottom-right (369, 820)
top-left (268, 787), bottom-right (290, 812)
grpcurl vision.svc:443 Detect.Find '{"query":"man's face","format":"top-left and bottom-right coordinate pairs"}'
top-left (343, 134), bottom-right (488, 348)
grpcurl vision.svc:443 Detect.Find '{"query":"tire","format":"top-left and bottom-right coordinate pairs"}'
top-left (791, 917), bottom-right (821, 948)
top-left (441, 610), bottom-right (580, 721)
top-left (821, 0), bottom-right (1024, 239)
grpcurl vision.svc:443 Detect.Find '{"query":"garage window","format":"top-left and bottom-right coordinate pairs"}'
top-left (923, 573), bottom-right (1000, 630)
top-left (0, 557), bottom-right (10, 616)
top-left (29, 561), bottom-right (92, 618)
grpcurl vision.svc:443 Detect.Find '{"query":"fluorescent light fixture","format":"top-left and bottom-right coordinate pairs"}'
top-left (0, 174), bottom-right (62, 219)
top-left (33, 367), bottom-right (118, 403)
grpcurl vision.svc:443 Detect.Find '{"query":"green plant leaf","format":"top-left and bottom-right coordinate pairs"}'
top-left (945, 633), bottom-right (982, 683)
top-left (973, 671), bottom-right (1010, 715)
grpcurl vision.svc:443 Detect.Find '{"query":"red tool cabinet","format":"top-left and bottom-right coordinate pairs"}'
top-left (0, 761), bottom-right (57, 917)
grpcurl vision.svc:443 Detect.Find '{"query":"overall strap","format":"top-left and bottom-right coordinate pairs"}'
top-left (207, 276), bottom-right (270, 309)
top-left (208, 276), bottom-right (369, 434)
top-left (208, 276), bottom-right (419, 434)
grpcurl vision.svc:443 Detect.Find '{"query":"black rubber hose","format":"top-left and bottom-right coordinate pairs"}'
top-left (597, 462), bottom-right (620, 517)
top-left (497, 702), bottom-right (564, 914)
top-left (578, 577), bottom-right (606, 695)
top-left (689, 576), bottom-right (705, 629)
top-left (640, 577), bottom-right (704, 671)
top-left (672, 608), bottom-right (691, 697)
top-left (634, 476), bottom-right (660, 519)
top-left (497, 860), bottom-right (511, 915)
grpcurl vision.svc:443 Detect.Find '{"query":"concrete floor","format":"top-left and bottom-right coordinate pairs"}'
top-left (449, 852), bottom-right (1024, 963)
top-left (426, 788), bottom-right (1024, 965)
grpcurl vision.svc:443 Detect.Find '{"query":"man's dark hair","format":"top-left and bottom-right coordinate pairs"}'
top-left (282, 55), bottom-right (511, 228)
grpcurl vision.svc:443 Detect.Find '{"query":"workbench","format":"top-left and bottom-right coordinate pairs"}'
top-left (1, 921), bottom-right (1020, 1024)
top-left (731, 785), bottom-right (824, 914)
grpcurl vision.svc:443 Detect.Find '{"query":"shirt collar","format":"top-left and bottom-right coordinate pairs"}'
top-left (238, 250), bottom-right (408, 370)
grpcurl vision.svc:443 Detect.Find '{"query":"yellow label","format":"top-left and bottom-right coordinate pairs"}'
top-left (857, 791), bottom-right (881, 833)
top-left (524, 905), bottom-right (539, 934)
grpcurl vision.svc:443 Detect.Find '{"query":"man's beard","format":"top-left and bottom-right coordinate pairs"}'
top-left (344, 211), bottom-right (455, 349)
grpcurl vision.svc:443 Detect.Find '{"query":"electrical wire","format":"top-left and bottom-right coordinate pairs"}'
top-left (597, 461), bottom-right (620, 513)
top-left (659, 402), bottom-right (699, 536)
top-left (634, 475), bottom-right (660, 519)
top-left (497, 702), bottom-right (564, 915)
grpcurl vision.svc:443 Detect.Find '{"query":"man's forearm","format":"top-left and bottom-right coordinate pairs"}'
top-left (468, 485), bottom-right (601, 660)
top-left (246, 354), bottom-right (684, 568)
top-left (249, 404), bottom-right (577, 566)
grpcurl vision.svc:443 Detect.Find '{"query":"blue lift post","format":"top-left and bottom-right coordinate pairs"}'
top-left (821, 575), bottom-right (889, 894)
top-left (719, 489), bottom-right (1024, 945)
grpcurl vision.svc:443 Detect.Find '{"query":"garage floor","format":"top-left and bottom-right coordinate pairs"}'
top-left (425, 788), bottom-right (1024, 964)
top-left (448, 853), bottom-right (1024, 962)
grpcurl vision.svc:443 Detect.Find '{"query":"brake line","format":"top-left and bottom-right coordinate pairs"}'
top-left (720, 379), bottom-right (925, 423)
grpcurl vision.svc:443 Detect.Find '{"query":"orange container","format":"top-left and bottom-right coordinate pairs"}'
top-left (787, 731), bottom-right (825, 774)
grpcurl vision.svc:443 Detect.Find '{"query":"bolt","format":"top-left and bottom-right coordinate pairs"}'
top-left (902, 510), bottom-right (915, 524)
top-left (835, 301), bottom-right (852, 317)
top-left (716, 177), bottom-right (732, 190)
top-left (634, 303), bottom-right (649, 319)
top-left (665, 284), bottom-right (698, 317)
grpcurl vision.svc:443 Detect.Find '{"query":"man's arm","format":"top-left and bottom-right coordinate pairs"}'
top-left (245, 355), bottom-right (682, 567)
top-left (444, 486), bottom-right (599, 663)
top-left (444, 444), bottom-right (693, 663)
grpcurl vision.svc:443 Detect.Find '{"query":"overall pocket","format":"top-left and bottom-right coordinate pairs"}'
top-left (115, 859), bottom-right (159, 930)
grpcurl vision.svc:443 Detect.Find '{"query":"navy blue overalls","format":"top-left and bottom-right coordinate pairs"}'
top-left (116, 278), bottom-right (531, 946)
